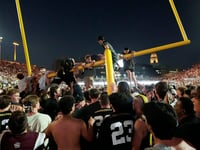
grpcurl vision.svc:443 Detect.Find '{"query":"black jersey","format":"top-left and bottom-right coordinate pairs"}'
top-left (92, 108), bottom-right (113, 139)
top-left (74, 101), bottom-right (101, 126)
top-left (97, 113), bottom-right (134, 150)
top-left (0, 111), bottom-right (12, 133)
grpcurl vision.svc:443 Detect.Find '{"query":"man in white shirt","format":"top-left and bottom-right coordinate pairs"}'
top-left (22, 94), bottom-right (52, 132)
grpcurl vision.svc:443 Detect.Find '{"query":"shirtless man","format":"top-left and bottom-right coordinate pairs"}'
top-left (45, 95), bottom-right (93, 150)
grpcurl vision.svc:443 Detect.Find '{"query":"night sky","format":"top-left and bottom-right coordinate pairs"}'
top-left (0, 0), bottom-right (199, 70)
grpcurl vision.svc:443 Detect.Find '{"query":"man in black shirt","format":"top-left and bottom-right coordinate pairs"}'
top-left (97, 93), bottom-right (135, 150)
top-left (0, 95), bottom-right (12, 133)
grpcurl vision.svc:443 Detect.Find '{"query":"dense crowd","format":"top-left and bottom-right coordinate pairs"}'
top-left (1, 59), bottom-right (200, 89)
top-left (0, 59), bottom-right (200, 150)
top-left (161, 62), bottom-right (200, 86)
top-left (0, 60), bottom-right (40, 88)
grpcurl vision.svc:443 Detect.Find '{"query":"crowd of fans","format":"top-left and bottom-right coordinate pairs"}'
top-left (0, 59), bottom-right (200, 150)
top-left (1, 60), bottom-right (200, 89)
top-left (161, 62), bottom-right (200, 86)
top-left (0, 60), bottom-right (40, 88)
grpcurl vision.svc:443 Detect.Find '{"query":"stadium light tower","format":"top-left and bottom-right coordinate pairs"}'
top-left (0, 37), bottom-right (3, 60)
top-left (13, 42), bottom-right (19, 61)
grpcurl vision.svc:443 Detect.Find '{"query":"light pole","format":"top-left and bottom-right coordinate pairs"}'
top-left (0, 37), bottom-right (3, 60)
top-left (13, 42), bottom-right (19, 61)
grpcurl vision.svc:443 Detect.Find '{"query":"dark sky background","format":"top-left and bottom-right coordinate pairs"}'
top-left (0, 0), bottom-right (199, 70)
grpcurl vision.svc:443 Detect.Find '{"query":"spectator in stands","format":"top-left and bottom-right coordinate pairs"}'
top-left (38, 67), bottom-right (48, 91)
top-left (30, 74), bottom-right (40, 95)
top-left (161, 63), bottom-right (200, 86)
top-left (16, 72), bottom-right (29, 98)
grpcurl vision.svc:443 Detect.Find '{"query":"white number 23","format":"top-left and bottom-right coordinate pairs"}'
top-left (111, 120), bottom-right (133, 145)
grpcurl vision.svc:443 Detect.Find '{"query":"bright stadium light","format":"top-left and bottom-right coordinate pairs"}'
top-left (0, 37), bottom-right (3, 60)
top-left (13, 42), bottom-right (19, 61)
